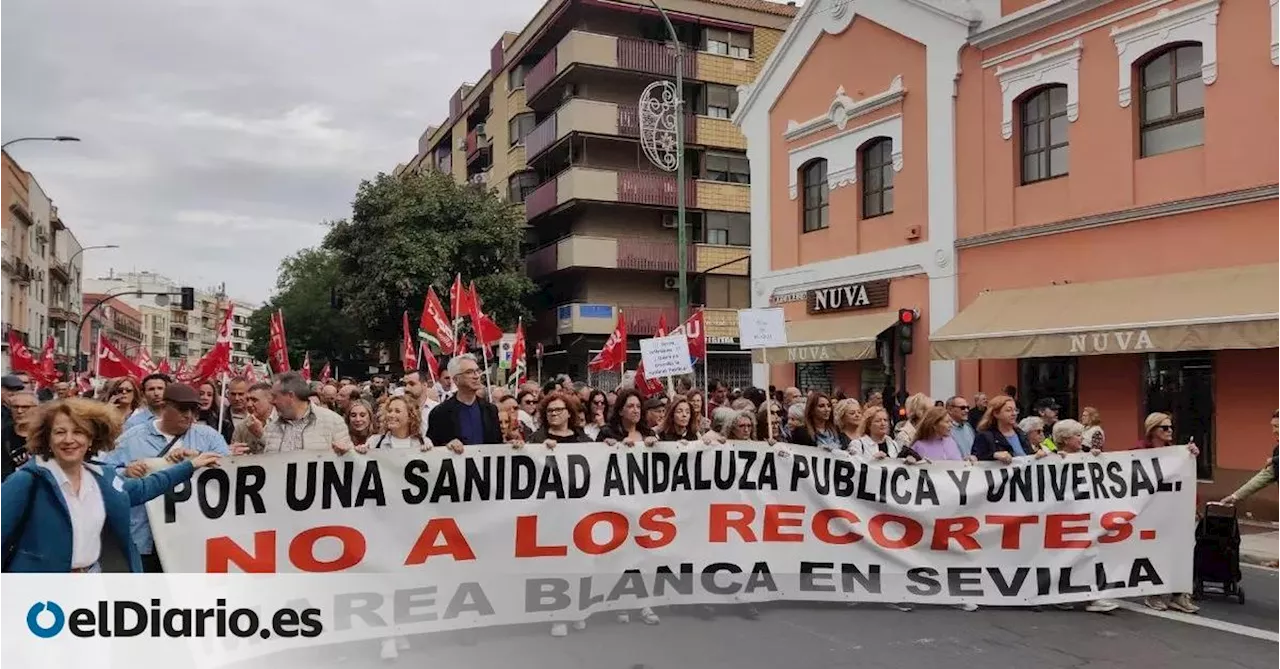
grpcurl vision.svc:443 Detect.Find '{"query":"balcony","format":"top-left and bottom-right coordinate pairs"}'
top-left (695, 180), bottom-right (750, 213)
top-left (526, 31), bottom-right (702, 104)
top-left (693, 243), bottom-right (750, 276)
top-left (48, 305), bottom-right (79, 323)
top-left (49, 259), bottom-right (71, 282)
top-left (525, 167), bottom-right (698, 221)
top-left (465, 128), bottom-right (491, 165)
top-left (525, 235), bottom-right (694, 278)
top-left (526, 99), bottom-right (698, 162)
top-left (551, 303), bottom-right (676, 337)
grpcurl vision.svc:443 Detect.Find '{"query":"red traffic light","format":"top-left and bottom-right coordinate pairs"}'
top-left (898, 308), bottom-right (915, 324)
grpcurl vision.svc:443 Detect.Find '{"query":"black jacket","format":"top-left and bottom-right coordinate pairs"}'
top-left (426, 395), bottom-right (502, 446)
top-left (597, 422), bottom-right (655, 442)
top-left (973, 427), bottom-right (1034, 461)
top-left (530, 427), bottom-right (592, 443)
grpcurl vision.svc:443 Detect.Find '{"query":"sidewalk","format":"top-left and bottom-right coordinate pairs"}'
top-left (1239, 522), bottom-right (1278, 567)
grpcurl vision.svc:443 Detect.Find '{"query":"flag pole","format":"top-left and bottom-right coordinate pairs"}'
top-left (94, 332), bottom-right (102, 378)
top-left (216, 371), bottom-right (230, 435)
top-left (480, 341), bottom-right (493, 401)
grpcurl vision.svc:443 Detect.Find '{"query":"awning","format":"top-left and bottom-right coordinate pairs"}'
top-left (931, 264), bottom-right (1280, 360)
top-left (752, 311), bottom-right (897, 364)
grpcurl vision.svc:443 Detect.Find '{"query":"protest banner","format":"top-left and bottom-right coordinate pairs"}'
top-left (143, 444), bottom-right (1195, 659)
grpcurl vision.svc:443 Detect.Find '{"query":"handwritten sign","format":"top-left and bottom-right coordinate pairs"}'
top-left (737, 308), bottom-right (787, 349)
top-left (639, 334), bottom-right (694, 377)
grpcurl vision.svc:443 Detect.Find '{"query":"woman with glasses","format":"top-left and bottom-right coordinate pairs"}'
top-left (100, 377), bottom-right (141, 423)
top-left (1137, 412), bottom-right (1201, 613)
top-left (583, 390), bottom-right (608, 441)
top-left (2, 392), bottom-right (38, 482)
top-left (516, 389), bottom-right (540, 434)
top-left (531, 392), bottom-right (591, 447)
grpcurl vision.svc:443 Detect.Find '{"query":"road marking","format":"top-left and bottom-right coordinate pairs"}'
top-left (1242, 562), bottom-right (1278, 573)
top-left (1112, 600), bottom-right (1279, 643)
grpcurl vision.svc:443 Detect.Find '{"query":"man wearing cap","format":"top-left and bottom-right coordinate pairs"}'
top-left (1034, 397), bottom-right (1060, 452)
top-left (103, 383), bottom-right (230, 572)
top-left (2, 374), bottom-right (26, 427)
top-left (643, 396), bottom-right (667, 431)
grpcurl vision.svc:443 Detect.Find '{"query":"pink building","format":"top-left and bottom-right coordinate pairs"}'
top-left (737, 0), bottom-right (1277, 515)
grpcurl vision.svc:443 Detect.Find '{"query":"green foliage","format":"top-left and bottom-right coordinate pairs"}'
top-left (246, 248), bottom-right (364, 368)
top-left (322, 169), bottom-right (533, 347)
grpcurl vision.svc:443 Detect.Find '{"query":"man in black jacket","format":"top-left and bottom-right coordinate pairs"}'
top-left (426, 354), bottom-right (501, 452)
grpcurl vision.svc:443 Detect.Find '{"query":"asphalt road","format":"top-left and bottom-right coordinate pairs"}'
top-left (234, 569), bottom-right (1278, 669)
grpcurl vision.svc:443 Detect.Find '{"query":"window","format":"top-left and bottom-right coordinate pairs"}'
top-left (1020, 86), bottom-right (1069, 184)
top-left (508, 63), bottom-right (532, 91)
top-left (703, 28), bottom-right (752, 59)
top-left (509, 113), bottom-right (536, 146)
top-left (705, 212), bottom-right (750, 246)
top-left (1140, 44), bottom-right (1205, 157)
top-left (507, 171), bottom-right (540, 203)
top-left (1018, 357), bottom-right (1077, 423)
top-left (801, 159), bottom-right (829, 232)
top-left (860, 137), bottom-right (895, 218)
top-left (701, 85), bottom-right (739, 119)
top-left (704, 152), bottom-right (750, 184)
top-left (704, 276), bottom-right (750, 309)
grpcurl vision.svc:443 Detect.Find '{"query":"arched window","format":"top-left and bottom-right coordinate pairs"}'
top-left (1140, 44), bottom-right (1204, 157)
top-left (860, 137), bottom-right (894, 218)
top-left (801, 159), bottom-right (829, 232)
top-left (1020, 85), bottom-right (1069, 184)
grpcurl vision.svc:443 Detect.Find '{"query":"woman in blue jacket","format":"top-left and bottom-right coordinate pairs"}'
top-left (1, 398), bottom-right (220, 573)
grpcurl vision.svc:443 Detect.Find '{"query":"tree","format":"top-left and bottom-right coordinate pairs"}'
top-left (247, 247), bottom-right (365, 370)
top-left (323, 169), bottom-right (532, 349)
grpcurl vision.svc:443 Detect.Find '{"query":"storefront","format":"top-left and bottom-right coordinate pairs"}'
top-left (931, 264), bottom-right (1279, 516)
top-left (757, 274), bottom-right (932, 401)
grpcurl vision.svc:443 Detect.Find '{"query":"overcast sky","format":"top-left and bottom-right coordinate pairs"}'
top-left (2, 0), bottom-right (543, 304)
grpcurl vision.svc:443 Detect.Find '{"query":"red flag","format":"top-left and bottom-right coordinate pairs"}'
top-left (401, 311), bottom-right (418, 372)
top-left (510, 320), bottom-right (527, 385)
top-left (96, 333), bottom-right (148, 380)
top-left (419, 286), bottom-right (456, 355)
top-left (419, 341), bottom-right (439, 384)
top-left (191, 302), bottom-right (234, 382)
top-left (38, 334), bottom-right (59, 383)
top-left (319, 362), bottom-right (332, 383)
top-left (76, 373), bottom-right (92, 394)
top-left (157, 358), bottom-right (172, 375)
top-left (468, 281), bottom-right (505, 346)
top-left (242, 362), bottom-right (258, 383)
top-left (6, 330), bottom-right (45, 382)
top-left (300, 352), bottom-right (312, 381)
top-left (671, 309), bottom-right (707, 361)
top-left (588, 311), bottom-right (627, 372)
top-left (268, 309), bottom-right (290, 373)
top-left (135, 347), bottom-right (157, 374)
top-left (449, 274), bottom-right (474, 323)
top-left (174, 358), bottom-right (191, 382)
top-left (455, 331), bottom-right (469, 356)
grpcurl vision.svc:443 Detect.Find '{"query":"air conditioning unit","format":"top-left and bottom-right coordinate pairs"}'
top-left (663, 276), bottom-right (680, 290)
top-left (475, 123), bottom-right (487, 138)
top-left (661, 213), bottom-right (678, 228)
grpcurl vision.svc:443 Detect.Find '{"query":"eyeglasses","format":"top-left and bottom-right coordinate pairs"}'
top-left (10, 404), bottom-right (37, 411)
top-left (1157, 425), bottom-right (1174, 431)
top-left (547, 406), bottom-right (568, 414)
top-left (455, 369), bottom-right (480, 377)
top-left (950, 404), bottom-right (969, 411)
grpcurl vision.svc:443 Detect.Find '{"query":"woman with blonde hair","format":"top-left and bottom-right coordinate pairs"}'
top-left (893, 392), bottom-right (933, 445)
top-left (1136, 411), bottom-right (1200, 613)
top-left (345, 399), bottom-right (376, 448)
top-left (910, 406), bottom-right (974, 464)
top-left (850, 406), bottom-right (901, 459)
top-left (833, 399), bottom-right (863, 448)
top-left (1079, 407), bottom-right (1105, 452)
top-left (365, 396), bottom-right (425, 450)
top-left (1, 399), bottom-right (220, 572)
top-left (973, 395), bottom-right (1049, 463)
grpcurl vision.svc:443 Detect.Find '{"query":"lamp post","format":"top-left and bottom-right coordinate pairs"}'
top-left (1, 136), bottom-right (82, 150)
top-left (67, 243), bottom-right (119, 269)
top-left (638, 0), bottom-right (688, 324)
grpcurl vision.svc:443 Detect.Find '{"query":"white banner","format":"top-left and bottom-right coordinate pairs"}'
top-left (1, 444), bottom-right (1194, 665)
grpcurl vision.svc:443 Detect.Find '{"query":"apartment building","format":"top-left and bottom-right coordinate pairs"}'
top-left (2, 150), bottom-right (86, 374)
top-left (397, 0), bottom-right (795, 385)
top-left (738, 0), bottom-right (1277, 515)
top-left (139, 303), bottom-right (172, 364)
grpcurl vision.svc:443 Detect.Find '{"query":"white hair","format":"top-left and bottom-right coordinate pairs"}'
top-left (1052, 419), bottom-right (1085, 444)
top-left (446, 354), bottom-right (478, 377)
top-left (1018, 416), bottom-right (1044, 433)
top-left (711, 406), bottom-right (737, 433)
top-left (787, 403), bottom-right (805, 420)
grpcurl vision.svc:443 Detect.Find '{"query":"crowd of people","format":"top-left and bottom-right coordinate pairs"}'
top-left (1, 361), bottom-right (1276, 660)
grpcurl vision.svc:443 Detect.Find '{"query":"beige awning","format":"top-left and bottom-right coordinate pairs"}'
top-left (931, 264), bottom-right (1280, 360)
top-left (752, 311), bottom-right (898, 364)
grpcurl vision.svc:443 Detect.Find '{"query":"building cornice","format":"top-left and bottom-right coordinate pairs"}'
top-left (783, 75), bottom-right (906, 142)
top-left (956, 185), bottom-right (1278, 249)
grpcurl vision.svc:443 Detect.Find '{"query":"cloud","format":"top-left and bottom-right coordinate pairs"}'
top-left (2, 0), bottom-right (542, 303)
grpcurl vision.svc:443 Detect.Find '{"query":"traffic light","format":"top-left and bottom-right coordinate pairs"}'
top-left (896, 308), bottom-right (916, 356)
top-left (180, 286), bottom-right (195, 311)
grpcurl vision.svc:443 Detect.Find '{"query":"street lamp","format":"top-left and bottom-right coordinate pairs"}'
top-left (67, 243), bottom-right (119, 268)
top-left (1, 136), bottom-right (82, 150)
top-left (638, 0), bottom-right (689, 324)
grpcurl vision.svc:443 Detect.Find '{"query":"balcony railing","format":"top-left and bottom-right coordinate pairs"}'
top-left (618, 105), bottom-right (697, 144)
top-left (624, 306), bottom-right (680, 337)
top-left (617, 37), bottom-right (697, 79)
top-left (524, 179), bottom-right (559, 219)
top-left (525, 114), bottom-right (558, 158)
top-left (525, 243), bottom-right (559, 277)
top-left (617, 171), bottom-right (697, 208)
top-left (526, 50), bottom-right (558, 100)
top-left (616, 237), bottom-right (695, 272)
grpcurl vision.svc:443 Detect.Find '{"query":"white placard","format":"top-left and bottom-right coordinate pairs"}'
top-left (639, 334), bottom-right (694, 377)
top-left (737, 308), bottom-right (787, 349)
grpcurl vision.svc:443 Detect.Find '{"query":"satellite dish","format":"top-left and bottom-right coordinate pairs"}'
top-left (154, 294), bottom-right (170, 307)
